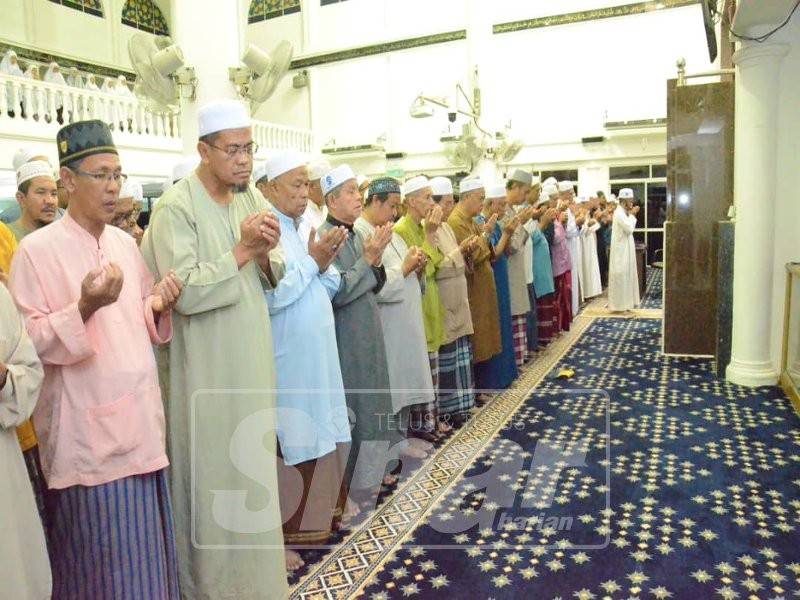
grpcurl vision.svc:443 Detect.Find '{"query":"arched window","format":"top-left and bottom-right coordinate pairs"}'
top-left (122, 0), bottom-right (170, 36)
top-left (48, 0), bottom-right (104, 18)
top-left (248, 0), bottom-right (301, 24)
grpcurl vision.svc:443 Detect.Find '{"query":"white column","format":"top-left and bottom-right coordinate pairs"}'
top-left (169, 0), bottom-right (245, 153)
top-left (726, 42), bottom-right (789, 387)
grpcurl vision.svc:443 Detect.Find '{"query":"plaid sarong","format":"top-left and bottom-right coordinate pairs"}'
top-left (512, 314), bottom-right (528, 368)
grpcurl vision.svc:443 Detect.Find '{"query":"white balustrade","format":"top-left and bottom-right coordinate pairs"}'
top-left (2, 73), bottom-right (314, 157)
top-left (252, 119), bottom-right (314, 155)
top-left (0, 73), bottom-right (179, 140)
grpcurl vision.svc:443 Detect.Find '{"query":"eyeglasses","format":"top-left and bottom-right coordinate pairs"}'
top-left (73, 169), bottom-right (128, 185)
top-left (205, 142), bottom-right (259, 160)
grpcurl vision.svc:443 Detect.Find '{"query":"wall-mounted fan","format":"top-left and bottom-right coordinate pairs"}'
top-left (128, 33), bottom-right (187, 113)
top-left (237, 42), bottom-right (293, 113)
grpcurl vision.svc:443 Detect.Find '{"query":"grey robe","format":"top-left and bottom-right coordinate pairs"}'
top-left (354, 218), bottom-right (434, 415)
top-left (319, 218), bottom-right (401, 491)
top-left (141, 174), bottom-right (287, 600)
top-left (0, 284), bottom-right (50, 600)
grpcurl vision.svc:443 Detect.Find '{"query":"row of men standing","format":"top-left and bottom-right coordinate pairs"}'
top-left (1, 98), bottom-right (641, 600)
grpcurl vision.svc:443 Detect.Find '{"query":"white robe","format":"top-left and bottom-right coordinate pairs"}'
top-left (43, 64), bottom-right (70, 113)
top-left (0, 284), bottom-right (51, 600)
top-left (580, 221), bottom-right (603, 299)
top-left (565, 207), bottom-right (583, 316)
top-left (354, 218), bottom-right (435, 415)
top-left (608, 206), bottom-right (640, 311)
top-left (0, 51), bottom-right (24, 114)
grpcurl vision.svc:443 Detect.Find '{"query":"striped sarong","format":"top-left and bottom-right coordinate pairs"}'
top-left (512, 314), bottom-right (528, 368)
top-left (47, 469), bottom-right (179, 600)
top-left (437, 337), bottom-right (475, 416)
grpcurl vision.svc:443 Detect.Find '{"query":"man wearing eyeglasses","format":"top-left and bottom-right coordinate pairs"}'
top-left (9, 119), bottom-right (184, 599)
top-left (141, 99), bottom-right (288, 598)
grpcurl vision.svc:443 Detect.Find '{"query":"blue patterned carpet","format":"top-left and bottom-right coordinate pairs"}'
top-left (359, 318), bottom-right (800, 599)
top-left (642, 267), bottom-right (663, 310)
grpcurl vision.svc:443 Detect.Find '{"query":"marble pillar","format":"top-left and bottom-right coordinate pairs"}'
top-left (726, 42), bottom-right (789, 387)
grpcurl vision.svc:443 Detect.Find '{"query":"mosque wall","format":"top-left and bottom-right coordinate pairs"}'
top-left (248, 1), bottom-right (712, 194)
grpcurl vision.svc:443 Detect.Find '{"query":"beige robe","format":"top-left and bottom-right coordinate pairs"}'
top-left (434, 222), bottom-right (474, 344)
top-left (0, 284), bottom-right (50, 600)
top-left (141, 174), bottom-right (287, 600)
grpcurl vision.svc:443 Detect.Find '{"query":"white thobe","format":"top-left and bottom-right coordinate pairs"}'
top-left (354, 218), bottom-right (435, 414)
top-left (580, 221), bottom-right (603, 299)
top-left (608, 206), bottom-right (640, 311)
top-left (565, 208), bottom-right (583, 315)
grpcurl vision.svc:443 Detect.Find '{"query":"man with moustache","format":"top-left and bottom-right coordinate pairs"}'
top-left (9, 119), bottom-right (183, 598)
top-left (142, 100), bottom-right (288, 598)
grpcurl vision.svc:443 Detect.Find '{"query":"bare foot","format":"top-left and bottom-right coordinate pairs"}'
top-left (400, 444), bottom-right (428, 459)
top-left (343, 497), bottom-right (361, 520)
top-left (437, 421), bottom-right (453, 434)
top-left (285, 549), bottom-right (304, 572)
top-left (383, 474), bottom-right (398, 486)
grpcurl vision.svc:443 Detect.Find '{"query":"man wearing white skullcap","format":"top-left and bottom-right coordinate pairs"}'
top-left (429, 176), bottom-right (477, 423)
top-left (141, 99), bottom-right (288, 598)
top-left (473, 184), bottom-right (521, 389)
top-left (447, 177), bottom-right (501, 397)
top-left (113, 180), bottom-right (144, 245)
top-left (608, 188), bottom-right (641, 312)
top-left (319, 164), bottom-right (402, 508)
top-left (558, 181), bottom-right (583, 317)
top-left (304, 158), bottom-right (331, 230)
top-left (395, 176), bottom-right (451, 436)
top-left (504, 170), bottom-right (537, 368)
top-left (258, 150), bottom-right (352, 568)
top-left (9, 160), bottom-right (58, 242)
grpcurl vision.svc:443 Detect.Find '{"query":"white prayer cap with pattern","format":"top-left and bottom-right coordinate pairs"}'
top-left (542, 183), bottom-right (559, 198)
top-left (12, 148), bottom-right (34, 171)
top-left (308, 159), bottom-right (332, 181)
top-left (198, 99), bottom-right (250, 137)
top-left (543, 177), bottom-right (557, 187)
top-left (321, 164), bottom-right (356, 196)
top-left (120, 180), bottom-right (143, 203)
top-left (459, 177), bottom-right (484, 194)
top-left (508, 169), bottom-right (532, 186)
top-left (403, 175), bottom-right (430, 197)
top-left (253, 161), bottom-right (269, 183)
top-left (429, 176), bottom-right (453, 196)
top-left (172, 155), bottom-right (199, 182)
top-left (265, 150), bottom-right (306, 181)
top-left (486, 183), bottom-right (507, 199)
top-left (16, 160), bottom-right (54, 187)
top-left (557, 180), bottom-right (574, 193)
top-left (618, 188), bottom-right (634, 199)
